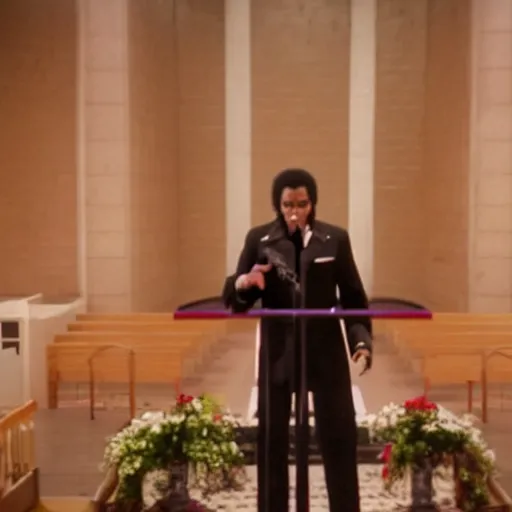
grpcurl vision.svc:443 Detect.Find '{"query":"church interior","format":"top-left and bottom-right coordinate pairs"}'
top-left (1, 0), bottom-right (512, 511)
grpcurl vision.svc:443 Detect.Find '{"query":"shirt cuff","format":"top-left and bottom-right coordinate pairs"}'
top-left (235, 274), bottom-right (247, 291)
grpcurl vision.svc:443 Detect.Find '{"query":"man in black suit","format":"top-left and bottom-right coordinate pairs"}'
top-left (222, 169), bottom-right (372, 512)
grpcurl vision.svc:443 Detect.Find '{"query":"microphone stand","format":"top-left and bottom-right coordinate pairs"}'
top-left (295, 258), bottom-right (309, 512)
top-left (263, 248), bottom-right (309, 512)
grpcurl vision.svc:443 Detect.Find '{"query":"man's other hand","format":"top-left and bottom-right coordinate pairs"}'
top-left (352, 348), bottom-right (371, 376)
top-left (237, 264), bottom-right (272, 290)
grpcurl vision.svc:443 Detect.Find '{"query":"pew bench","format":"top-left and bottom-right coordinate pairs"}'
top-left (398, 332), bottom-right (512, 421)
top-left (47, 342), bottom-right (188, 411)
top-left (53, 331), bottom-right (213, 364)
top-left (76, 313), bottom-right (176, 322)
top-left (392, 323), bottom-right (512, 360)
top-left (67, 320), bottom-right (225, 336)
top-left (382, 314), bottom-right (512, 346)
top-left (75, 314), bottom-right (227, 331)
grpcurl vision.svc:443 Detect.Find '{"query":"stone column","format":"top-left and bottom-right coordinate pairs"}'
top-left (348, 0), bottom-right (376, 293)
top-left (469, 0), bottom-right (512, 312)
top-left (78, 0), bottom-right (132, 312)
top-left (225, 0), bottom-right (251, 275)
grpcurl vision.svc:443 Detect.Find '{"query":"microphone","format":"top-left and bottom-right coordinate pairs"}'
top-left (263, 247), bottom-right (299, 290)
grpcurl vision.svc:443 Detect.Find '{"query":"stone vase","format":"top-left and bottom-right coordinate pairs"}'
top-left (165, 462), bottom-right (191, 508)
top-left (410, 462), bottom-right (438, 511)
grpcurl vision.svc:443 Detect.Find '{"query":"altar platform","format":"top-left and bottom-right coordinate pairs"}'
top-left (27, 336), bottom-right (512, 501)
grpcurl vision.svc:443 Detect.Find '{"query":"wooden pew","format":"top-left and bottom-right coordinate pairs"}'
top-left (47, 342), bottom-right (188, 411)
top-left (67, 320), bottom-right (224, 336)
top-left (434, 313), bottom-right (512, 322)
top-left (393, 322), bottom-right (512, 360)
top-left (74, 313), bottom-right (252, 336)
top-left (383, 313), bottom-right (512, 346)
top-left (401, 332), bottom-right (512, 418)
top-left (53, 331), bottom-right (213, 362)
top-left (482, 346), bottom-right (512, 423)
top-left (76, 313), bottom-right (176, 322)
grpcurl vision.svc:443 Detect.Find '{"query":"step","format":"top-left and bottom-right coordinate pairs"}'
top-left (33, 497), bottom-right (91, 512)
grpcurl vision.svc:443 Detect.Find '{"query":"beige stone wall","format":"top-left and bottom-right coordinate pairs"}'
top-left (423, 0), bottom-right (471, 312)
top-left (373, 0), bottom-right (428, 304)
top-left (373, 0), bottom-right (472, 311)
top-left (2, 1), bottom-right (511, 314)
top-left (83, 0), bottom-right (132, 312)
top-left (0, 0), bottom-right (78, 299)
top-left (250, 0), bottom-right (350, 227)
top-left (469, 0), bottom-right (512, 312)
top-left (175, 0), bottom-right (226, 305)
top-left (86, 0), bottom-right (225, 311)
top-left (128, 0), bottom-right (179, 311)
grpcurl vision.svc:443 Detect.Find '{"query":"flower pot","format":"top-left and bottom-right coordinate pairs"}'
top-left (165, 462), bottom-right (191, 508)
top-left (410, 462), bottom-right (439, 511)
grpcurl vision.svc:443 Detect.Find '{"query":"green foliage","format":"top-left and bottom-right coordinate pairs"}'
top-left (102, 394), bottom-right (245, 503)
top-left (361, 396), bottom-right (496, 512)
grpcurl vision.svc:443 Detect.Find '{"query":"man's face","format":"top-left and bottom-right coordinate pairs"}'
top-left (280, 186), bottom-right (312, 232)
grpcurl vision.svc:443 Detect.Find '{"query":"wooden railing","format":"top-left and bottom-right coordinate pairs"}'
top-left (0, 400), bottom-right (39, 512)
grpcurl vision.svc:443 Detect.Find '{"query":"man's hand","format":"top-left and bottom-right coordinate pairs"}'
top-left (352, 348), bottom-right (371, 376)
top-left (237, 263), bottom-right (272, 290)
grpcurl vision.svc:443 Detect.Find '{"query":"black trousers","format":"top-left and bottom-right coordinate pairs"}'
top-left (256, 381), bottom-right (360, 512)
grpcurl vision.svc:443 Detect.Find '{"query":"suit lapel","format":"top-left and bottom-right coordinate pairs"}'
top-left (260, 220), bottom-right (296, 274)
top-left (300, 224), bottom-right (329, 272)
top-left (259, 219), bottom-right (330, 277)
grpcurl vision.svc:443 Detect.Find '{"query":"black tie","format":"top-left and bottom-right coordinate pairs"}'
top-left (289, 229), bottom-right (303, 279)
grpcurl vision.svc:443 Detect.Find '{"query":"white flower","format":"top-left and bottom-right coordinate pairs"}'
top-left (141, 411), bottom-right (166, 423)
top-left (150, 423), bottom-right (162, 434)
top-left (191, 398), bottom-right (203, 412)
top-left (169, 413), bottom-right (185, 424)
top-left (223, 414), bottom-right (238, 425)
top-left (376, 416), bottom-right (388, 429)
top-left (361, 413), bottom-right (376, 426)
top-left (484, 449), bottom-right (496, 464)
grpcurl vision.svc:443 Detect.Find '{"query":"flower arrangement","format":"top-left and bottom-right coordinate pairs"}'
top-left (360, 396), bottom-right (496, 512)
top-left (102, 393), bottom-right (246, 507)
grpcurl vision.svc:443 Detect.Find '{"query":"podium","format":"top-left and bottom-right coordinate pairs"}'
top-left (174, 307), bottom-right (431, 512)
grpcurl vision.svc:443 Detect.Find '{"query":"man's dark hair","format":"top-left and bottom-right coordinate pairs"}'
top-left (271, 168), bottom-right (318, 212)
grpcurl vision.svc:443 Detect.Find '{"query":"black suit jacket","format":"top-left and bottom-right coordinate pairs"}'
top-left (222, 219), bottom-right (372, 395)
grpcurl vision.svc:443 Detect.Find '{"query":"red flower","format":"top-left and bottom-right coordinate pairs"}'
top-left (403, 395), bottom-right (437, 412)
top-left (213, 413), bottom-right (222, 422)
top-left (186, 501), bottom-right (206, 511)
top-left (379, 443), bottom-right (393, 463)
top-left (177, 393), bottom-right (194, 405)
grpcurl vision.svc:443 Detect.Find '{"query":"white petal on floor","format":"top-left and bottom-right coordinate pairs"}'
top-left (142, 465), bottom-right (456, 511)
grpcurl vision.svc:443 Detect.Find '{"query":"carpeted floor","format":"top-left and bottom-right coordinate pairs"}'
top-left (33, 466), bottom-right (456, 512)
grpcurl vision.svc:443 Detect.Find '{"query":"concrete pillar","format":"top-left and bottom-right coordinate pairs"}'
top-left (348, 0), bottom-right (377, 293)
top-left (469, 0), bottom-right (512, 312)
top-left (77, 0), bottom-right (132, 311)
top-left (225, 0), bottom-right (252, 274)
